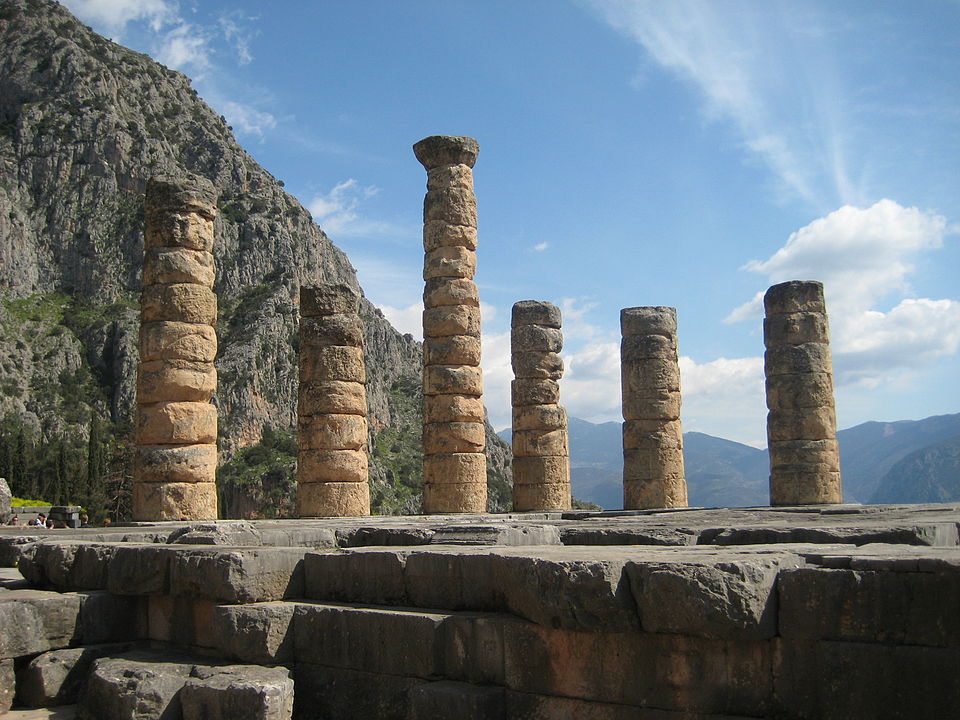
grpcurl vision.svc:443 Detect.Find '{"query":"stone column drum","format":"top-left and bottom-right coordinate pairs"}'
top-left (511, 301), bottom-right (571, 510)
top-left (297, 284), bottom-right (370, 516)
top-left (764, 280), bottom-right (842, 505)
top-left (620, 307), bottom-right (687, 509)
top-left (134, 176), bottom-right (219, 520)
top-left (414, 135), bottom-right (487, 513)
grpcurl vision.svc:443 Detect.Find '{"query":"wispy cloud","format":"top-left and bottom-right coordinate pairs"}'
top-left (154, 22), bottom-right (212, 77)
top-left (218, 11), bottom-right (259, 65)
top-left (533, 241), bottom-right (549, 252)
top-left (220, 100), bottom-right (277, 139)
top-left (65, 0), bottom-right (175, 38)
top-left (582, 0), bottom-right (854, 207)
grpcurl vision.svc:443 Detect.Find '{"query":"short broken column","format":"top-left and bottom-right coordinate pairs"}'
top-left (511, 301), bottom-right (571, 511)
top-left (764, 280), bottom-right (842, 505)
top-left (297, 284), bottom-right (370, 516)
top-left (620, 307), bottom-right (687, 510)
top-left (134, 175), bottom-right (219, 521)
top-left (414, 134), bottom-right (487, 513)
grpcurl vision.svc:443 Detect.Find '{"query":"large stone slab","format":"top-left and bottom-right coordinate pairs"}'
top-left (17, 644), bottom-right (135, 707)
top-left (410, 681), bottom-right (504, 720)
top-left (212, 602), bottom-right (297, 665)
top-left (180, 665), bottom-right (293, 720)
top-left (0, 590), bottom-right (83, 659)
top-left (168, 547), bottom-right (306, 603)
top-left (78, 651), bottom-right (196, 720)
top-left (293, 664), bottom-right (423, 720)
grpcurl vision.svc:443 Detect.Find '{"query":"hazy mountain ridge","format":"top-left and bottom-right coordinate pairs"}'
top-left (0, 0), bottom-right (512, 515)
top-left (500, 413), bottom-right (960, 509)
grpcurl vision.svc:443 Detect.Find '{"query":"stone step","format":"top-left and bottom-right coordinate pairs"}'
top-left (4, 706), bottom-right (77, 719)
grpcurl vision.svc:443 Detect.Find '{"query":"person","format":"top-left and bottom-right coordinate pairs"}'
top-left (5, 516), bottom-right (17, 525)
top-left (33, 513), bottom-right (47, 527)
top-left (79, 513), bottom-right (90, 528)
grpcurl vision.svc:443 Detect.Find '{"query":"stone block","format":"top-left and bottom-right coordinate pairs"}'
top-left (297, 481), bottom-right (370, 517)
top-left (293, 603), bottom-right (444, 677)
top-left (297, 413), bottom-right (368, 451)
top-left (147, 595), bottom-right (217, 647)
top-left (512, 404), bottom-right (567, 431)
top-left (293, 663), bottom-right (423, 720)
top-left (141, 283), bottom-right (217, 325)
top-left (763, 312), bottom-right (829, 347)
top-left (767, 407), bottom-right (836, 441)
top-left (422, 305), bottom-right (481, 337)
top-left (769, 439), bottom-right (839, 469)
top-left (0, 589), bottom-right (82, 658)
top-left (423, 188), bottom-right (478, 226)
top-left (626, 555), bottom-right (790, 640)
top-left (299, 344), bottom-right (365, 383)
top-left (512, 428), bottom-right (568, 457)
top-left (132, 480), bottom-right (218, 521)
top-left (423, 481), bottom-right (487, 513)
top-left (106, 545), bottom-right (173, 595)
top-left (303, 550), bottom-right (407, 605)
top-left (622, 419), bottom-right (683, 451)
top-left (0, 658), bottom-right (11, 713)
top-left (140, 321), bottom-right (218, 363)
top-left (298, 380), bottom-right (367, 416)
top-left (423, 246), bottom-right (477, 280)
top-left (512, 456), bottom-right (569, 486)
top-left (169, 547), bottom-right (306, 603)
top-left (423, 364), bottom-right (483, 396)
top-left (764, 342), bottom-right (832, 376)
top-left (212, 602), bottom-right (297, 664)
top-left (620, 359), bottom-right (681, 396)
top-left (621, 334), bottom-right (677, 363)
top-left (426, 163), bottom-right (474, 191)
top-left (414, 134), bottom-right (480, 169)
top-left (78, 650), bottom-right (195, 720)
top-left (423, 335), bottom-right (481, 366)
top-left (77, 591), bottom-right (142, 644)
top-left (137, 402), bottom-right (217, 445)
top-left (423, 221), bottom-right (478, 252)
top-left (778, 567), bottom-right (960, 646)
top-left (18, 643), bottom-right (136, 707)
top-left (137, 359), bottom-right (217, 404)
top-left (511, 324), bottom-right (563, 353)
top-left (403, 552), bottom-right (499, 611)
top-left (512, 482), bottom-right (571, 511)
top-left (620, 306), bottom-right (677, 337)
top-left (511, 378), bottom-right (560, 407)
top-left (300, 314), bottom-right (364, 348)
top-left (624, 476), bottom-right (688, 510)
top-left (143, 247), bottom-right (215, 287)
top-left (512, 301), bottom-right (561, 329)
top-left (423, 394), bottom-right (485, 424)
top-left (411, 680), bottom-right (505, 720)
top-left (769, 469), bottom-right (842, 506)
top-left (422, 277), bottom-right (480, 308)
top-left (298, 449), bottom-right (368, 484)
top-left (423, 422), bottom-right (486, 454)
top-left (300, 283), bottom-right (360, 317)
top-left (766, 372), bottom-right (835, 410)
top-left (181, 665), bottom-right (294, 720)
top-left (25, 542), bottom-right (115, 591)
top-left (772, 639), bottom-right (960, 720)
top-left (145, 212), bottom-right (215, 252)
top-left (511, 351), bottom-right (563, 379)
top-left (622, 394), bottom-right (681, 422)
top-left (764, 280), bottom-right (826, 316)
top-left (423, 453), bottom-right (486, 485)
top-left (623, 446), bottom-right (685, 480)
top-left (146, 175), bottom-right (217, 217)
top-left (135, 443), bottom-right (217, 484)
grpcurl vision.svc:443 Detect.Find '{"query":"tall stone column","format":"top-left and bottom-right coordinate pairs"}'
top-left (297, 284), bottom-right (370, 516)
top-left (511, 301), bottom-right (571, 510)
top-left (414, 135), bottom-right (487, 513)
top-left (620, 307), bottom-right (687, 509)
top-left (134, 176), bottom-right (219, 521)
top-left (764, 280), bottom-right (842, 505)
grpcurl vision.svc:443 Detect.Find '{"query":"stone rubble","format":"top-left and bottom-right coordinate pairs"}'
top-left (510, 301), bottom-right (571, 511)
top-left (134, 176), bottom-right (219, 521)
top-left (414, 136), bottom-right (487, 513)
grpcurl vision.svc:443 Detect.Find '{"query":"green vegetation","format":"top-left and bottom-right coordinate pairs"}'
top-left (218, 426), bottom-right (297, 519)
top-left (370, 375), bottom-right (423, 515)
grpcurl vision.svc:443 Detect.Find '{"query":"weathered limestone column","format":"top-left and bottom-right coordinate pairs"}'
top-left (511, 301), bottom-right (571, 510)
top-left (764, 280), bottom-right (842, 505)
top-left (620, 307), bottom-right (687, 509)
top-left (414, 135), bottom-right (487, 513)
top-left (134, 176), bottom-right (218, 520)
top-left (297, 284), bottom-right (370, 516)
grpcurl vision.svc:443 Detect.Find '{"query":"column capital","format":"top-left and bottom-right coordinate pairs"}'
top-left (414, 135), bottom-right (479, 169)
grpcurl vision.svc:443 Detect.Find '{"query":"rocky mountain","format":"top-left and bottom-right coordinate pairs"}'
top-left (0, 0), bottom-right (511, 515)
top-left (531, 413), bottom-right (960, 509)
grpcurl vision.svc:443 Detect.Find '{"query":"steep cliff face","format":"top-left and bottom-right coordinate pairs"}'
top-left (0, 0), bottom-right (511, 514)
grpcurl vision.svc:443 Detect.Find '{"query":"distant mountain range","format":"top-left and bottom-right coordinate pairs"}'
top-left (499, 413), bottom-right (960, 509)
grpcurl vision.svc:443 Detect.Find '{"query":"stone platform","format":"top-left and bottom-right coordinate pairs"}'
top-left (1, 504), bottom-right (958, 719)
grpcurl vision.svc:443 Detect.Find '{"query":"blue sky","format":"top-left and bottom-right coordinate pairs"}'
top-left (65, 0), bottom-right (959, 446)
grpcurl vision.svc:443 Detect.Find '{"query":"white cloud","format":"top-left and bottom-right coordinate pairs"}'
top-left (533, 241), bottom-right (549, 252)
top-left (220, 100), bottom-right (277, 139)
top-left (561, 341), bottom-right (623, 424)
top-left (481, 329), bottom-right (513, 431)
top-left (728, 199), bottom-right (957, 393)
top-left (65, 0), bottom-right (175, 38)
top-left (218, 11), bottom-right (258, 65)
top-left (582, 0), bottom-right (851, 206)
top-left (154, 23), bottom-right (212, 76)
top-left (379, 302), bottom-right (423, 340)
top-left (307, 179), bottom-right (394, 236)
top-left (678, 356), bottom-right (767, 447)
